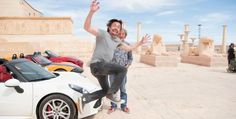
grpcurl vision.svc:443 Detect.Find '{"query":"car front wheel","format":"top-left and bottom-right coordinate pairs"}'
top-left (38, 94), bottom-right (77, 119)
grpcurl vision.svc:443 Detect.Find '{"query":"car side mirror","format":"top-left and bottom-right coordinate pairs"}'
top-left (4, 79), bottom-right (24, 93)
top-left (4, 79), bottom-right (20, 87)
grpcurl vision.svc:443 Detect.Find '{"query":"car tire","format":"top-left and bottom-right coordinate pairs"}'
top-left (38, 94), bottom-right (77, 119)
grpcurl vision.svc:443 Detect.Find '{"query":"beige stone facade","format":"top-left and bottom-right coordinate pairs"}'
top-left (0, 35), bottom-right (93, 62)
top-left (0, 17), bottom-right (73, 35)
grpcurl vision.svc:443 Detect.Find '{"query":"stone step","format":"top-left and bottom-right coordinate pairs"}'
top-left (140, 54), bottom-right (178, 67)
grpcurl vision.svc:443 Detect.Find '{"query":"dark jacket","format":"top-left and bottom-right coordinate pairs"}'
top-left (228, 47), bottom-right (235, 60)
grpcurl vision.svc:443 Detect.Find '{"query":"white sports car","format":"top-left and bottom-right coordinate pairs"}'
top-left (0, 59), bottom-right (102, 119)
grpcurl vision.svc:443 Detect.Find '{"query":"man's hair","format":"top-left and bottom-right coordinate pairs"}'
top-left (106, 19), bottom-right (123, 32)
top-left (230, 43), bottom-right (234, 47)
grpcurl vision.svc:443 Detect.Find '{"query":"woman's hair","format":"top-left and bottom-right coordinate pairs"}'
top-left (122, 29), bottom-right (128, 37)
top-left (106, 19), bottom-right (123, 32)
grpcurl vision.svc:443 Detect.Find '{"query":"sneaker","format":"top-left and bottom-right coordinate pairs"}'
top-left (107, 107), bottom-right (116, 114)
top-left (122, 107), bottom-right (130, 114)
top-left (106, 94), bottom-right (125, 104)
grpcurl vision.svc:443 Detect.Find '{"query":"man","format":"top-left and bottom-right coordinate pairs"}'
top-left (82, 0), bottom-right (150, 108)
top-left (228, 43), bottom-right (235, 65)
top-left (108, 29), bottom-right (132, 114)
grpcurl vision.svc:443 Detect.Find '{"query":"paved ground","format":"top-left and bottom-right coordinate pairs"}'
top-left (82, 59), bottom-right (236, 119)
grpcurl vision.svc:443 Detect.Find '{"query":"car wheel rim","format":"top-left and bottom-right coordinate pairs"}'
top-left (42, 99), bottom-right (71, 119)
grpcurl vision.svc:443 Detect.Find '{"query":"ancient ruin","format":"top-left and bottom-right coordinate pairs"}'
top-left (140, 34), bottom-right (178, 67)
top-left (180, 25), bottom-right (227, 67)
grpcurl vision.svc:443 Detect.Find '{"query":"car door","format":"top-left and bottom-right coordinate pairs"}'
top-left (0, 81), bottom-right (33, 117)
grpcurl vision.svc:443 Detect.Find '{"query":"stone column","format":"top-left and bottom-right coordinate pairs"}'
top-left (190, 37), bottom-right (196, 46)
top-left (136, 22), bottom-right (142, 54)
top-left (183, 24), bottom-right (190, 55)
top-left (221, 25), bottom-right (227, 54)
top-left (178, 34), bottom-right (184, 52)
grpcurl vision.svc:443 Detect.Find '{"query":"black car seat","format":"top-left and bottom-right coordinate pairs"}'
top-left (0, 58), bottom-right (7, 64)
top-left (19, 53), bottom-right (25, 58)
top-left (33, 52), bottom-right (41, 56)
top-left (12, 54), bottom-right (18, 60)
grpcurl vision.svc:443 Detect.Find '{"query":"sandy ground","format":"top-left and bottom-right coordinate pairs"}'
top-left (82, 58), bottom-right (236, 119)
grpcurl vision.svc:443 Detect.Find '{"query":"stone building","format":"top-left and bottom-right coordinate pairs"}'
top-left (0, 0), bottom-right (93, 62)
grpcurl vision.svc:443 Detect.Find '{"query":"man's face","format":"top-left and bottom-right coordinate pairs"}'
top-left (119, 29), bottom-right (126, 40)
top-left (108, 22), bottom-right (121, 37)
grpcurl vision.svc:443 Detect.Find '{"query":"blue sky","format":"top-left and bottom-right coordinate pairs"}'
top-left (28, 0), bottom-right (236, 45)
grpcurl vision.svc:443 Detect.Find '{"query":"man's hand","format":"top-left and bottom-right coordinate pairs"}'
top-left (139, 34), bottom-right (151, 45)
top-left (84, 0), bottom-right (99, 36)
top-left (90, 0), bottom-right (100, 13)
top-left (119, 34), bottom-right (151, 52)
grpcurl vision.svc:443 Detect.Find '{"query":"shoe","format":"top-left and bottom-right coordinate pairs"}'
top-left (107, 107), bottom-right (116, 114)
top-left (122, 107), bottom-right (130, 114)
top-left (106, 95), bottom-right (126, 104)
top-left (78, 96), bottom-right (86, 113)
top-left (106, 96), bottom-right (125, 105)
top-left (106, 94), bottom-right (120, 103)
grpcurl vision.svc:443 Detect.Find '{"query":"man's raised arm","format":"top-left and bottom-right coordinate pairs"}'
top-left (119, 34), bottom-right (151, 52)
top-left (84, 0), bottom-right (99, 36)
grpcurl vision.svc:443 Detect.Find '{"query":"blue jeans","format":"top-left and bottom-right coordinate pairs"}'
top-left (109, 75), bottom-right (127, 109)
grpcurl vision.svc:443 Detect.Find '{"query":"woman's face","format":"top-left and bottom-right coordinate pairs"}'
top-left (119, 30), bottom-right (126, 40)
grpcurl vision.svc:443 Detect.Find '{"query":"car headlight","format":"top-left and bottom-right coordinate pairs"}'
top-left (69, 84), bottom-right (89, 94)
top-left (71, 67), bottom-right (84, 73)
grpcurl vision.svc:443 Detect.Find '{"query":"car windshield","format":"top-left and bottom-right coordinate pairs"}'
top-left (33, 55), bottom-right (52, 66)
top-left (46, 50), bottom-right (59, 57)
top-left (13, 61), bottom-right (56, 81)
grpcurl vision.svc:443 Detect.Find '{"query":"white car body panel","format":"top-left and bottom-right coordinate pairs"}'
top-left (0, 83), bottom-right (33, 117)
top-left (0, 72), bottom-right (101, 119)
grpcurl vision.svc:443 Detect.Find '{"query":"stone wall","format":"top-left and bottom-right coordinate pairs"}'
top-left (0, 17), bottom-right (73, 35)
top-left (0, 36), bottom-right (93, 62)
top-left (0, 17), bottom-right (93, 62)
top-left (0, 41), bottom-right (40, 59)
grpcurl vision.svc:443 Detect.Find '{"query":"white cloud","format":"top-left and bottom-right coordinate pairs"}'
top-left (102, 0), bottom-right (177, 12)
top-left (197, 13), bottom-right (232, 23)
top-left (27, 0), bottom-right (89, 15)
top-left (156, 11), bottom-right (176, 16)
top-left (143, 20), bottom-right (154, 25)
top-left (101, 0), bottom-right (205, 12)
top-left (169, 21), bottom-right (184, 26)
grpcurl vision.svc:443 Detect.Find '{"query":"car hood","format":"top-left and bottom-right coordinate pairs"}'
top-left (40, 72), bottom-right (100, 93)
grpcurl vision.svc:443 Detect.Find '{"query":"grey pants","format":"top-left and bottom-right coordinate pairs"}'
top-left (83, 61), bottom-right (127, 103)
